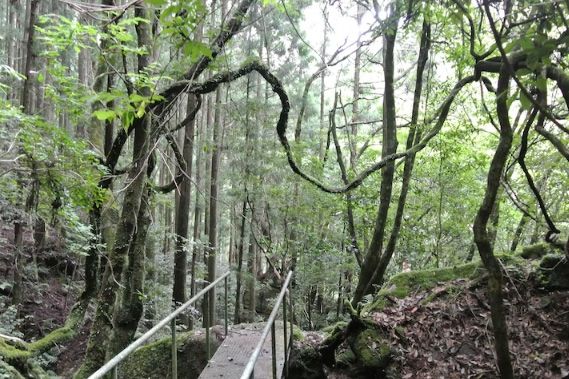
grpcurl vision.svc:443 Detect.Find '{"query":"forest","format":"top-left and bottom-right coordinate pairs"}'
top-left (0, 0), bottom-right (568, 378)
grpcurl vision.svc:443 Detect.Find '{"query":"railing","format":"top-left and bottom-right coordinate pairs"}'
top-left (240, 270), bottom-right (294, 379)
top-left (88, 270), bottom-right (230, 379)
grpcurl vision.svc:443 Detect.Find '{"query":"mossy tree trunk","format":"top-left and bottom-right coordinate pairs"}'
top-left (75, 5), bottom-right (153, 376)
top-left (108, 185), bottom-right (151, 358)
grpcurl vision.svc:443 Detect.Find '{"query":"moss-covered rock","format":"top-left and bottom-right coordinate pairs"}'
top-left (520, 243), bottom-right (554, 260)
top-left (366, 262), bottom-right (484, 311)
top-left (119, 329), bottom-right (221, 379)
top-left (538, 254), bottom-right (569, 290)
top-left (365, 254), bottom-right (530, 312)
top-left (288, 345), bottom-right (326, 379)
top-left (350, 328), bottom-right (391, 370)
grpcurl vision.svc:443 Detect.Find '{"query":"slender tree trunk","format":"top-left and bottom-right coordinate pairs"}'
top-left (234, 200), bottom-right (247, 324)
top-left (205, 86), bottom-right (221, 325)
top-left (510, 213), bottom-right (528, 252)
top-left (245, 213), bottom-right (257, 323)
top-left (472, 66), bottom-right (514, 379)
top-left (189, 117), bottom-right (204, 330)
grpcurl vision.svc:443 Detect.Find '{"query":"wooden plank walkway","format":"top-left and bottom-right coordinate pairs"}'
top-left (199, 322), bottom-right (285, 379)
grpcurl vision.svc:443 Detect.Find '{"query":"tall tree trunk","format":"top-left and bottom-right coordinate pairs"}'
top-left (472, 66), bottom-right (514, 379)
top-left (352, 10), bottom-right (399, 304)
top-left (12, 0), bottom-right (39, 311)
top-left (173, 94), bottom-right (199, 307)
top-left (173, 10), bottom-right (203, 307)
top-left (205, 85), bottom-right (222, 325)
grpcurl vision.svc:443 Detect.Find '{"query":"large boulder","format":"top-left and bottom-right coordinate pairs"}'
top-left (288, 344), bottom-right (326, 379)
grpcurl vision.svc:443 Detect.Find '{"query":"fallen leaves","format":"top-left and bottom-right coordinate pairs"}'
top-left (367, 278), bottom-right (569, 378)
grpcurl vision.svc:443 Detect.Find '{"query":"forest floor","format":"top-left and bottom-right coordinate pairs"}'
top-left (296, 274), bottom-right (569, 378)
top-left (0, 218), bottom-right (88, 378)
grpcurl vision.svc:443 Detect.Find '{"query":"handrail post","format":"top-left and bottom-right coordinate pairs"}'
top-left (224, 275), bottom-right (228, 337)
top-left (271, 322), bottom-right (277, 378)
top-left (282, 291), bottom-right (288, 369)
top-left (171, 317), bottom-right (177, 379)
top-left (205, 298), bottom-right (211, 360)
top-left (112, 366), bottom-right (117, 379)
top-left (288, 283), bottom-right (293, 377)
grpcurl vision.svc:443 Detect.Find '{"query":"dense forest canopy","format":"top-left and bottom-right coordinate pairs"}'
top-left (0, 0), bottom-right (568, 378)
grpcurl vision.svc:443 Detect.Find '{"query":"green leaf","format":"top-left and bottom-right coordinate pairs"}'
top-left (129, 93), bottom-right (146, 103)
top-left (136, 101), bottom-right (147, 118)
top-left (519, 91), bottom-right (532, 110)
top-left (122, 110), bottom-right (135, 129)
top-left (536, 76), bottom-right (547, 92)
top-left (183, 40), bottom-right (212, 61)
top-left (145, 0), bottom-right (167, 5)
top-left (93, 109), bottom-right (116, 121)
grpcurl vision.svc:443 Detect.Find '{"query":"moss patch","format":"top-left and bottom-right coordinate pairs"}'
top-left (292, 325), bottom-right (305, 341)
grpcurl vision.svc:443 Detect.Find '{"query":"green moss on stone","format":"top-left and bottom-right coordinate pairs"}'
top-left (364, 253), bottom-right (530, 312)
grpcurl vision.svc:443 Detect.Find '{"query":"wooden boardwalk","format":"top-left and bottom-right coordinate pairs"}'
top-left (199, 322), bottom-right (285, 379)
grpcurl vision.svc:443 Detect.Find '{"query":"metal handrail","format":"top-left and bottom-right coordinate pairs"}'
top-left (88, 270), bottom-right (231, 379)
top-left (240, 270), bottom-right (294, 379)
